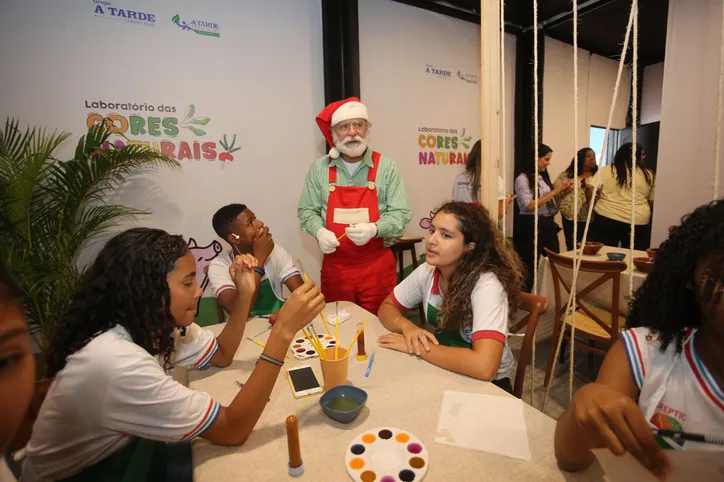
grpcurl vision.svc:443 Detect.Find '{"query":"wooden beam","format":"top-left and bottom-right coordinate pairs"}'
top-left (480, 0), bottom-right (501, 215)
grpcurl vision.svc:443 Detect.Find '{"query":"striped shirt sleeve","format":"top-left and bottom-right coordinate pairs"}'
top-left (375, 157), bottom-right (412, 239)
top-left (172, 323), bottom-right (219, 369)
top-left (620, 327), bottom-right (650, 389)
top-left (105, 351), bottom-right (222, 442)
top-left (208, 258), bottom-right (235, 298)
top-left (297, 158), bottom-right (327, 237)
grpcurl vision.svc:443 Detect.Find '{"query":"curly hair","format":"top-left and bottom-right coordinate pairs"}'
top-left (434, 202), bottom-right (525, 332)
top-left (627, 200), bottom-right (724, 353)
top-left (47, 227), bottom-right (188, 376)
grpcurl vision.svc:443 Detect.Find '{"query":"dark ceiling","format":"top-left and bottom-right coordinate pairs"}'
top-left (391, 0), bottom-right (668, 66)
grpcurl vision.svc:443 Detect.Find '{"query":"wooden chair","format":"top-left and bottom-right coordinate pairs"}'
top-left (510, 292), bottom-right (550, 399)
top-left (390, 237), bottom-right (425, 324)
top-left (543, 248), bottom-right (627, 387)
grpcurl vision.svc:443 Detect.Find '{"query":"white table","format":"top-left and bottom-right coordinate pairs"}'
top-left (538, 246), bottom-right (649, 315)
top-left (189, 302), bottom-right (603, 481)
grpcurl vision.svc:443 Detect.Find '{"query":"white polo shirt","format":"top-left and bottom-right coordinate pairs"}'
top-left (390, 263), bottom-right (515, 380)
top-left (452, 173), bottom-right (505, 203)
top-left (207, 244), bottom-right (299, 304)
top-left (23, 324), bottom-right (221, 481)
top-left (621, 327), bottom-right (724, 451)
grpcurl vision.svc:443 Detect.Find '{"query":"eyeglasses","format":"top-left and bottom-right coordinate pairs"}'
top-left (334, 120), bottom-right (367, 134)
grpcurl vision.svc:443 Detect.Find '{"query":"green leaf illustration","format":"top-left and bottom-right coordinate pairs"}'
top-left (172, 14), bottom-right (180, 24)
top-left (461, 128), bottom-right (466, 137)
top-left (185, 125), bottom-right (206, 136)
top-left (191, 117), bottom-right (210, 125)
top-left (462, 142), bottom-right (470, 149)
top-left (184, 104), bottom-right (195, 120)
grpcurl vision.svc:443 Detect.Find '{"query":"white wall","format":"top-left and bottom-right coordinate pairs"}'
top-left (543, 37), bottom-right (631, 178)
top-left (359, 0), bottom-right (516, 242)
top-left (641, 62), bottom-right (664, 124)
top-left (0, 0), bottom-right (325, 292)
top-left (652, 0), bottom-right (724, 245)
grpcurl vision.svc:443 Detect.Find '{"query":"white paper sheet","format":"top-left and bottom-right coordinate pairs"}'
top-left (435, 390), bottom-right (531, 461)
top-left (593, 449), bottom-right (724, 482)
top-left (324, 309), bottom-right (351, 325)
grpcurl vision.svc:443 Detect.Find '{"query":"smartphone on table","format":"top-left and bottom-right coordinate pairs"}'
top-left (286, 365), bottom-right (323, 399)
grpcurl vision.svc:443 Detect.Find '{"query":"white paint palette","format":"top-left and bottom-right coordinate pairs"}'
top-left (345, 427), bottom-right (429, 482)
top-left (290, 333), bottom-right (337, 360)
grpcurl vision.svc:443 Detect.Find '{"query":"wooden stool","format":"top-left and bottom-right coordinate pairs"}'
top-left (390, 237), bottom-right (425, 324)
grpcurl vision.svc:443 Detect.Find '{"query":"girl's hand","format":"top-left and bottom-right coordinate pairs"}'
top-left (229, 254), bottom-right (259, 296)
top-left (399, 323), bottom-right (439, 355)
top-left (571, 383), bottom-right (670, 479)
top-left (377, 333), bottom-right (411, 354)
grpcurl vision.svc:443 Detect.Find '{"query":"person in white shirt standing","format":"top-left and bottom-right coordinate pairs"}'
top-left (208, 203), bottom-right (303, 323)
top-left (452, 140), bottom-right (512, 220)
top-left (555, 200), bottom-right (724, 479)
top-left (23, 228), bottom-right (324, 482)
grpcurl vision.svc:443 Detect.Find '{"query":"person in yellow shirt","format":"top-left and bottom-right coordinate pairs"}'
top-left (587, 143), bottom-right (655, 250)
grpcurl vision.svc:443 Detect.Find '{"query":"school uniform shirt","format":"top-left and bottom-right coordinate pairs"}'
top-left (451, 173), bottom-right (505, 203)
top-left (587, 165), bottom-right (655, 225)
top-left (515, 173), bottom-right (557, 216)
top-left (22, 324), bottom-right (221, 481)
top-left (621, 327), bottom-right (724, 451)
top-left (390, 263), bottom-right (515, 380)
top-left (207, 244), bottom-right (299, 314)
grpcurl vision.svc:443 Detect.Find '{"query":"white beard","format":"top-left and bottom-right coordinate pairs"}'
top-left (333, 133), bottom-right (368, 158)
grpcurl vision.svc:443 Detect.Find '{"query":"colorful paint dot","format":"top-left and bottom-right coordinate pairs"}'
top-left (296, 348), bottom-right (306, 353)
top-left (399, 469), bottom-right (416, 481)
top-left (317, 334), bottom-right (324, 338)
top-left (380, 477), bottom-right (395, 482)
top-left (350, 444), bottom-right (366, 455)
top-left (360, 471), bottom-right (377, 482)
top-left (407, 442), bottom-right (422, 454)
top-left (349, 458), bottom-right (365, 470)
top-left (329, 340), bottom-right (336, 345)
top-left (362, 434), bottom-right (376, 444)
top-left (378, 429), bottom-right (393, 440)
top-left (295, 339), bottom-right (305, 343)
top-left (409, 457), bottom-right (425, 469)
top-left (306, 350), bottom-right (316, 355)
top-left (395, 433), bottom-right (410, 443)
top-left (325, 336), bottom-right (333, 340)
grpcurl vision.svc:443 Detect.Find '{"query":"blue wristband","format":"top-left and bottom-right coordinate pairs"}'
top-left (254, 267), bottom-right (266, 277)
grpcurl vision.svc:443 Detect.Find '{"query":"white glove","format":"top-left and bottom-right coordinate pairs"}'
top-left (315, 227), bottom-right (340, 254)
top-left (345, 223), bottom-right (377, 246)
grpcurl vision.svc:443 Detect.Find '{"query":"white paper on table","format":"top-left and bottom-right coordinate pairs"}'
top-left (593, 449), bottom-right (724, 482)
top-left (324, 309), bottom-right (351, 324)
top-left (435, 390), bottom-right (531, 461)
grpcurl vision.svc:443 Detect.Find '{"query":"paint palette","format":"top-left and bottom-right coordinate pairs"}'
top-left (345, 427), bottom-right (429, 482)
top-left (290, 333), bottom-right (337, 360)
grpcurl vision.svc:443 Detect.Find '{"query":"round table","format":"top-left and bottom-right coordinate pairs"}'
top-left (189, 302), bottom-right (603, 481)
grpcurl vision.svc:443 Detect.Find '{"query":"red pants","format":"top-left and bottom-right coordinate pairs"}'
top-left (321, 249), bottom-right (396, 315)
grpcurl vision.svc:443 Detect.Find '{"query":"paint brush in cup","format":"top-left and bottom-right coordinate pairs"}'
top-left (344, 317), bottom-right (370, 355)
top-left (335, 302), bottom-right (340, 360)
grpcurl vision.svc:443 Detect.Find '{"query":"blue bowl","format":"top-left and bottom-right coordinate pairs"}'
top-left (607, 252), bottom-right (626, 261)
top-left (319, 385), bottom-right (367, 424)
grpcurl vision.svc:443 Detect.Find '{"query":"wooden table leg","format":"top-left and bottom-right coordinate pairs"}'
top-left (397, 251), bottom-right (404, 283)
top-left (411, 244), bottom-right (419, 269)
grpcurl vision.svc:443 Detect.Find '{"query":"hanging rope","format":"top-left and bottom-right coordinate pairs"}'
top-left (531, 0), bottom-right (539, 406)
top-left (714, 0), bottom-right (724, 199)
top-left (541, 0), bottom-right (637, 412)
top-left (568, 0), bottom-right (580, 403)
top-left (500, 0), bottom-right (507, 237)
top-left (628, 2), bottom-right (639, 297)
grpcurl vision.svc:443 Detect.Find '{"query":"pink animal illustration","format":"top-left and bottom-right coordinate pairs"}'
top-left (187, 238), bottom-right (223, 314)
top-left (419, 211), bottom-right (434, 230)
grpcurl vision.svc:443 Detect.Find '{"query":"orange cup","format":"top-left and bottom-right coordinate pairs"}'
top-left (320, 347), bottom-right (349, 390)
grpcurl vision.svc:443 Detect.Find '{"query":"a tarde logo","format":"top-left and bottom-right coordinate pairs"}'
top-left (417, 127), bottom-right (472, 166)
top-left (172, 14), bottom-right (220, 37)
top-left (84, 100), bottom-right (240, 162)
top-left (425, 64), bottom-right (452, 79)
top-left (457, 71), bottom-right (478, 84)
top-left (92, 0), bottom-right (155, 27)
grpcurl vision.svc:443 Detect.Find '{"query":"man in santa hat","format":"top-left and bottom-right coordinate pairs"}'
top-left (298, 97), bottom-right (411, 315)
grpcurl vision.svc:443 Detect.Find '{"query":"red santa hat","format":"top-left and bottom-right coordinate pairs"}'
top-left (316, 97), bottom-right (369, 159)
